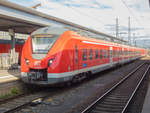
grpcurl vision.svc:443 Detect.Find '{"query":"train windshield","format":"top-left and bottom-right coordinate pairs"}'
top-left (32, 34), bottom-right (58, 54)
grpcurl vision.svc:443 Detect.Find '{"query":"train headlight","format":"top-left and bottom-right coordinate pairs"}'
top-left (25, 59), bottom-right (29, 65)
top-left (48, 58), bottom-right (54, 66)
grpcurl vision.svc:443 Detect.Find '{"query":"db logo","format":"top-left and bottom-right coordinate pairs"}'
top-left (34, 61), bottom-right (41, 67)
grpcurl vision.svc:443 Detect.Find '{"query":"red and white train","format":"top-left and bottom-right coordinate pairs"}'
top-left (21, 26), bottom-right (147, 85)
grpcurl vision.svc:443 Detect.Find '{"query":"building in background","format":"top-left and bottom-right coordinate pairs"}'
top-left (0, 31), bottom-right (28, 68)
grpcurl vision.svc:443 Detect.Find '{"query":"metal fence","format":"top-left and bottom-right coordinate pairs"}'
top-left (0, 52), bottom-right (19, 69)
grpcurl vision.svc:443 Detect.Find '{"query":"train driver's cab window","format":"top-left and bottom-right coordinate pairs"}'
top-left (32, 34), bottom-right (58, 54)
top-left (89, 49), bottom-right (93, 60)
top-left (82, 49), bottom-right (87, 61)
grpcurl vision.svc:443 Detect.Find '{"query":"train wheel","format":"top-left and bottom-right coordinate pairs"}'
top-left (66, 81), bottom-right (72, 87)
top-left (87, 71), bottom-right (92, 78)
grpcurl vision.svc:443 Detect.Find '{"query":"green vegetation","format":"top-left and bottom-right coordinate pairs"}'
top-left (0, 87), bottom-right (20, 99)
top-left (11, 87), bottom-right (19, 95)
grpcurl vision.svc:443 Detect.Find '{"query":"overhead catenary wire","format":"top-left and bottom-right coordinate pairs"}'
top-left (120, 0), bottom-right (148, 37)
top-left (65, 4), bottom-right (107, 29)
top-left (65, 2), bottom-right (135, 39)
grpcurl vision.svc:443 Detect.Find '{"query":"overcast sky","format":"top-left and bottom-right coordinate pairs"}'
top-left (8, 0), bottom-right (150, 47)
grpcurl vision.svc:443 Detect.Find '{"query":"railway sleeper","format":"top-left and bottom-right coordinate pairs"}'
top-left (103, 98), bottom-right (127, 103)
top-left (93, 106), bottom-right (123, 112)
top-left (91, 108), bottom-right (121, 113)
top-left (96, 103), bottom-right (124, 109)
top-left (91, 110), bottom-right (120, 113)
top-left (109, 94), bottom-right (129, 98)
top-left (100, 101), bottom-right (126, 106)
top-left (106, 96), bottom-right (128, 101)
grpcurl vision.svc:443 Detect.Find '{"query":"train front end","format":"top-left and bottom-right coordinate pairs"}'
top-left (21, 27), bottom-right (67, 85)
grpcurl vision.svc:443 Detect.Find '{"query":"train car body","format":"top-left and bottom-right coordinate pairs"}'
top-left (21, 26), bottom-right (147, 85)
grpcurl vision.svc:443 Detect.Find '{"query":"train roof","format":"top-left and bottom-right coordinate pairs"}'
top-left (31, 26), bottom-right (125, 42)
top-left (31, 26), bottom-right (128, 42)
top-left (31, 26), bottom-right (68, 36)
top-left (30, 26), bottom-right (147, 50)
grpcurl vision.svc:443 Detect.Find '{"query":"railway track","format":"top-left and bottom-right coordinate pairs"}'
top-left (0, 60), bottom-right (147, 113)
top-left (0, 86), bottom-right (64, 113)
top-left (81, 62), bottom-right (150, 113)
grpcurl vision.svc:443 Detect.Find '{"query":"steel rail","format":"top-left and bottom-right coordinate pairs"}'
top-left (81, 62), bottom-right (147, 113)
top-left (2, 88), bottom-right (60, 113)
top-left (121, 65), bottom-right (150, 113)
top-left (2, 62), bottom-right (147, 113)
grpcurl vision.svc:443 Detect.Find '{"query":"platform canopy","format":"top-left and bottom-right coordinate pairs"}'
top-left (0, 0), bottom-right (127, 43)
top-left (0, 0), bottom-right (64, 34)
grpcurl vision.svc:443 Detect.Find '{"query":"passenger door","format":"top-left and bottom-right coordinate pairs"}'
top-left (74, 45), bottom-right (79, 71)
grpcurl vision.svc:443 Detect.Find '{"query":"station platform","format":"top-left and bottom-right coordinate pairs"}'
top-left (0, 69), bottom-right (20, 84)
top-left (142, 80), bottom-right (150, 113)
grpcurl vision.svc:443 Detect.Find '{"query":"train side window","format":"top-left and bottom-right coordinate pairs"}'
top-left (120, 50), bottom-right (121, 57)
top-left (95, 49), bottom-right (98, 59)
top-left (107, 50), bottom-right (109, 58)
top-left (82, 49), bottom-right (87, 61)
top-left (117, 51), bottom-right (119, 57)
top-left (118, 51), bottom-right (119, 57)
top-left (115, 50), bottom-right (117, 57)
top-left (119, 50), bottom-right (120, 57)
top-left (116, 50), bottom-right (118, 57)
top-left (113, 50), bottom-right (115, 57)
top-left (89, 49), bottom-right (93, 60)
top-left (123, 51), bottom-right (125, 57)
top-left (100, 50), bottom-right (103, 59)
top-left (124, 51), bottom-right (125, 57)
top-left (121, 50), bottom-right (122, 57)
top-left (75, 46), bottom-right (78, 63)
top-left (104, 50), bottom-right (107, 58)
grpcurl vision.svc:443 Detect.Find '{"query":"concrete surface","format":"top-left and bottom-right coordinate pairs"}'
top-left (141, 81), bottom-right (150, 113)
top-left (0, 69), bottom-right (20, 84)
